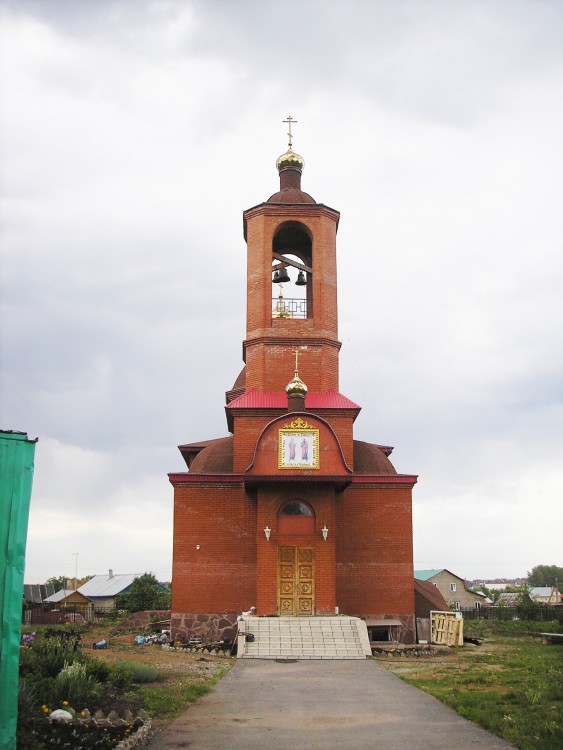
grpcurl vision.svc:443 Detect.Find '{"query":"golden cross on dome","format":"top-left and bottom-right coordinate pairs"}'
top-left (283, 115), bottom-right (297, 148)
top-left (293, 348), bottom-right (301, 373)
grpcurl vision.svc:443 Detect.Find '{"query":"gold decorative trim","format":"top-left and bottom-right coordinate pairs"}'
top-left (283, 417), bottom-right (313, 429)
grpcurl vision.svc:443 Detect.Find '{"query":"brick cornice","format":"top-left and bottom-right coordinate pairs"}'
top-left (350, 475), bottom-right (418, 488)
top-left (169, 472), bottom-right (417, 488)
top-left (243, 202), bottom-right (340, 239)
top-left (168, 473), bottom-right (244, 487)
top-left (243, 336), bottom-right (342, 360)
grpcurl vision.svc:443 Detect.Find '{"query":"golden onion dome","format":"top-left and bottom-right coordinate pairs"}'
top-left (286, 370), bottom-right (308, 398)
top-left (276, 147), bottom-right (305, 173)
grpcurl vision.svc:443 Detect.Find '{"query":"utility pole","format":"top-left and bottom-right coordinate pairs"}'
top-left (72, 553), bottom-right (79, 590)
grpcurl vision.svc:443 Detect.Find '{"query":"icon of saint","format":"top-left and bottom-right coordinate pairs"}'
top-left (289, 437), bottom-right (296, 461)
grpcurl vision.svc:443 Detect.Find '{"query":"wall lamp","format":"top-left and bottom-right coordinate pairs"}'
top-left (322, 525), bottom-right (329, 541)
top-left (264, 526), bottom-right (271, 541)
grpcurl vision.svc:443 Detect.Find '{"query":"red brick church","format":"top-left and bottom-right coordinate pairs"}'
top-left (169, 124), bottom-right (417, 644)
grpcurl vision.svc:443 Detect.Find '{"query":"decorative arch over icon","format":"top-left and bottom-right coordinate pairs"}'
top-left (278, 418), bottom-right (319, 469)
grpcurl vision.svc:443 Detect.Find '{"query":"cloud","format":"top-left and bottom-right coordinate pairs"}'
top-left (1, 0), bottom-right (561, 583)
top-left (25, 437), bottom-right (173, 581)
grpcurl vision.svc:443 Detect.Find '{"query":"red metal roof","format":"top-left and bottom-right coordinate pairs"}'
top-left (226, 389), bottom-right (360, 410)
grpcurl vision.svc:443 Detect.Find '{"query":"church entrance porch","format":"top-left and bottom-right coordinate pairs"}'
top-left (237, 616), bottom-right (372, 659)
top-left (277, 546), bottom-right (315, 615)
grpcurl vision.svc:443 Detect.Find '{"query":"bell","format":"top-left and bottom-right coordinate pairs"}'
top-left (295, 270), bottom-right (306, 286)
top-left (274, 266), bottom-right (290, 283)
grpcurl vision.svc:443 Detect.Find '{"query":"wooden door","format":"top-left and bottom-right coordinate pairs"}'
top-left (277, 546), bottom-right (315, 616)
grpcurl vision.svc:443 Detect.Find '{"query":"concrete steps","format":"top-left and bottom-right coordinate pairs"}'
top-left (237, 616), bottom-right (372, 660)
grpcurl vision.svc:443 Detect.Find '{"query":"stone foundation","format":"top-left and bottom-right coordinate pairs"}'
top-left (115, 610), bottom-right (171, 631)
top-left (171, 612), bottom-right (239, 644)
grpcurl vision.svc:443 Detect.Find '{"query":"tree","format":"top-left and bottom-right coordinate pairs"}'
top-left (45, 574), bottom-right (94, 591)
top-left (118, 573), bottom-right (171, 613)
top-left (527, 565), bottom-right (563, 587)
top-left (45, 576), bottom-right (67, 592)
top-left (516, 583), bottom-right (540, 620)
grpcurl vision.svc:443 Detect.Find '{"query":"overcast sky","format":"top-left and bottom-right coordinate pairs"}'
top-left (1, 0), bottom-right (562, 585)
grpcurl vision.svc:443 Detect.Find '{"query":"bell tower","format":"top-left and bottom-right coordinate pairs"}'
top-left (243, 118), bottom-right (341, 393)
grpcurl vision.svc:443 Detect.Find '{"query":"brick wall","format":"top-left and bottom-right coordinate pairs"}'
top-left (335, 485), bottom-right (415, 617)
top-left (171, 478), bottom-right (416, 640)
top-left (172, 484), bottom-right (257, 613)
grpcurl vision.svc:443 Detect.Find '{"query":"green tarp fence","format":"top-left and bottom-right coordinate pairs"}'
top-left (0, 431), bottom-right (37, 750)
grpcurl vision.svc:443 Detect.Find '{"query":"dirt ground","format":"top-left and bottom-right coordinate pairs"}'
top-left (84, 624), bottom-right (233, 684)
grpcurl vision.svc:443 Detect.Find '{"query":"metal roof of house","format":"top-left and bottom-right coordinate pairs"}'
top-left (530, 587), bottom-right (555, 597)
top-left (226, 389), bottom-right (361, 410)
top-left (497, 593), bottom-right (520, 606)
top-left (43, 589), bottom-right (89, 603)
top-left (414, 569), bottom-right (444, 581)
top-left (78, 573), bottom-right (139, 598)
top-left (24, 583), bottom-right (55, 603)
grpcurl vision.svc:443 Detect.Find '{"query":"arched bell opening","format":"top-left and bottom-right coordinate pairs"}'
top-left (277, 499), bottom-right (315, 536)
top-left (271, 222), bottom-right (313, 319)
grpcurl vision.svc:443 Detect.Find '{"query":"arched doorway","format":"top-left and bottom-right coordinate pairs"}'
top-left (277, 501), bottom-right (315, 616)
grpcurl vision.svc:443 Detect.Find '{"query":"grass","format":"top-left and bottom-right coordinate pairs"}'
top-left (378, 623), bottom-right (562, 750)
top-left (137, 669), bottom-right (228, 719)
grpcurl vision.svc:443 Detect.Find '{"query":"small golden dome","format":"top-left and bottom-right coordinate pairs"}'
top-left (286, 370), bottom-right (308, 398)
top-left (276, 147), bottom-right (304, 173)
top-left (272, 287), bottom-right (292, 318)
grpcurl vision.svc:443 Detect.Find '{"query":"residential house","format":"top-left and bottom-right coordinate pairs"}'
top-left (414, 569), bottom-right (488, 610)
top-left (78, 571), bottom-right (139, 613)
top-left (530, 586), bottom-right (561, 604)
top-left (43, 588), bottom-right (92, 616)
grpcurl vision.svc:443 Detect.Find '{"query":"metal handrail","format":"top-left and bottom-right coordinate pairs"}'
top-left (272, 297), bottom-right (307, 319)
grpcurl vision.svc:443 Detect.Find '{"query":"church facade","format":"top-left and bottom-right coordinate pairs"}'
top-left (169, 130), bottom-right (417, 644)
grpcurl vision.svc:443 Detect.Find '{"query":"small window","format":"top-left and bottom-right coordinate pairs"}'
top-left (450, 583), bottom-right (457, 592)
top-left (454, 601), bottom-right (461, 610)
top-left (432, 582), bottom-right (438, 587)
top-left (475, 601), bottom-right (481, 609)
top-left (280, 501), bottom-right (313, 516)
top-left (277, 500), bottom-right (315, 536)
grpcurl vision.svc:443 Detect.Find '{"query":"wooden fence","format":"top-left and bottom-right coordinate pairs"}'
top-left (22, 605), bottom-right (107, 625)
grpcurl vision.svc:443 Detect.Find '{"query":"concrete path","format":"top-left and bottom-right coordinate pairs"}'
top-left (144, 659), bottom-right (515, 750)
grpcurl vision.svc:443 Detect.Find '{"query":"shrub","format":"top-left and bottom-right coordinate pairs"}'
top-left (43, 624), bottom-right (83, 642)
top-left (27, 636), bottom-right (81, 678)
top-left (131, 664), bottom-right (159, 683)
top-left (108, 661), bottom-right (135, 689)
top-left (54, 661), bottom-right (102, 706)
top-left (81, 653), bottom-right (111, 683)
